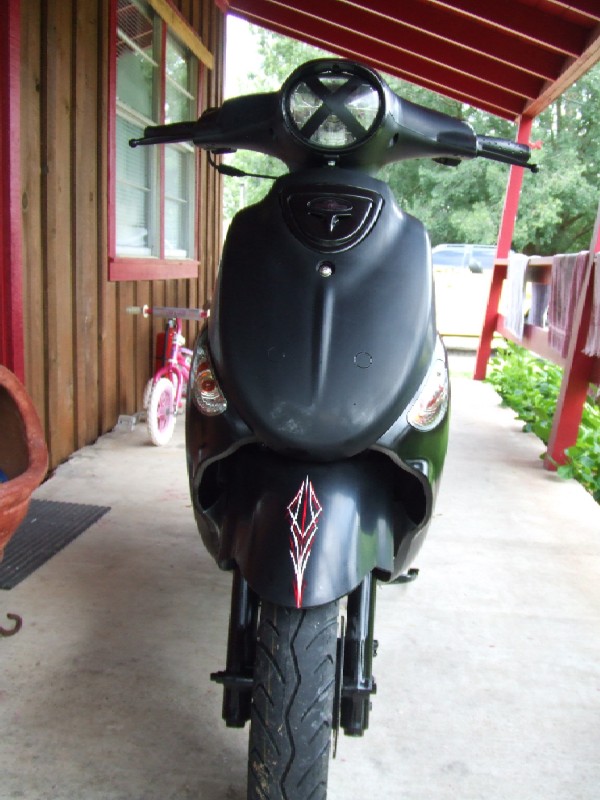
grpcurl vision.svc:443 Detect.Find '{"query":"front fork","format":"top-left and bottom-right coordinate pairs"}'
top-left (210, 569), bottom-right (258, 727)
top-left (211, 568), bottom-right (377, 738)
top-left (339, 572), bottom-right (377, 736)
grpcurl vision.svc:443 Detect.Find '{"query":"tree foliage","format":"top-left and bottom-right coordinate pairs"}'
top-left (223, 23), bottom-right (600, 254)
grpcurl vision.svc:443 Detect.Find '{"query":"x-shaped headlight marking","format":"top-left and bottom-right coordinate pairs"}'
top-left (298, 74), bottom-right (371, 142)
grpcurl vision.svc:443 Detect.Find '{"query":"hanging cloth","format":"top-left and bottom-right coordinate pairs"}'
top-left (503, 253), bottom-right (529, 339)
top-left (547, 251), bottom-right (588, 357)
top-left (583, 254), bottom-right (600, 357)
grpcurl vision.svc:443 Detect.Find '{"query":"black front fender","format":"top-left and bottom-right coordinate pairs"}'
top-left (209, 447), bottom-right (426, 608)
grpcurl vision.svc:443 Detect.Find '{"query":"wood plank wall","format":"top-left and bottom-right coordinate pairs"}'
top-left (19, 0), bottom-right (225, 469)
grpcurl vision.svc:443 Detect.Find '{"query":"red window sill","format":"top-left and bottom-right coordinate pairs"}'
top-left (109, 257), bottom-right (200, 281)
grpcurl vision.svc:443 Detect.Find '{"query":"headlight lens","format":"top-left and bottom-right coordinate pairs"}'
top-left (284, 62), bottom-right (383, 150)
top-left (407, 339), bottom-right (449, 431)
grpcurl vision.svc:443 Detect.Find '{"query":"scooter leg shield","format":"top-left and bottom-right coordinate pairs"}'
top-left (216, 447), bottom-right (421, 609)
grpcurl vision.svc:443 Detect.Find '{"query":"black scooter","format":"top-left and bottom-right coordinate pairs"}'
top-left (131, 59), bottom-right (535, 799)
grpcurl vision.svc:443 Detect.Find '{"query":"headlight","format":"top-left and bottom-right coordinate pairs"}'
top-left (283, 60), bottom-right (384, 151)
top-left (407, 339), bottom-right (449, 431)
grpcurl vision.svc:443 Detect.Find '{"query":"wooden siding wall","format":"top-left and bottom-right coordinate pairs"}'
top-left (20, 0), bottom-right (225, 469)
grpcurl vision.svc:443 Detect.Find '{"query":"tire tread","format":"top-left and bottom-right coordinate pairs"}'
top-left (247, 601), bottom-right (338, 800)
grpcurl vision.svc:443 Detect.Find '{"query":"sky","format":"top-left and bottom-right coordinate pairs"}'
top-left (224, 15), bottom-right (262, 98)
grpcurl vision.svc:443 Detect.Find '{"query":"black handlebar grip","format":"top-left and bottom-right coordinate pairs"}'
top-left (129, 120), bottom-right (198, 147)
top-left (477, 136), bottom-right (531, 165)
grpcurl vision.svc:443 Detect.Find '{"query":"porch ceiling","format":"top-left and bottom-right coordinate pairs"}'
top-left (221, 0), bottom-right (600, 121)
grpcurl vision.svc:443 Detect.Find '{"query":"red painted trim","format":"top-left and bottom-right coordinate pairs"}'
top-left (214, 0), bottom-right (230, 11)
top-left (0, 7), bottom-right (8, 367)
top-left (107, 0), bottom-right (118, 266)
top-left (159, 23), bottom-right (167, 260)
top-left (0, 1), bottom-right (24, 380)
top-left (109, 258), bottom-right (199, 281)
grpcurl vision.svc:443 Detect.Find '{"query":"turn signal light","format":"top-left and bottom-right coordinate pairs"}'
top-left (407, 339), bottom-right (449, 431)
top-left (191, 345), bottom-right (227, 416)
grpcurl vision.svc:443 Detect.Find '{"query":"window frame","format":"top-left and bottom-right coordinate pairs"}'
top-left (108, 0), bottom-right (209, 281)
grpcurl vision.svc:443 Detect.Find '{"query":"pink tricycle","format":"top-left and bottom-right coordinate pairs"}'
top-left (127, 305), bottom-right (208, 445)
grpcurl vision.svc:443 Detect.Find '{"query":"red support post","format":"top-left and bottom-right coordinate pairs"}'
top-left (0, 0), bottom-right (24, 380)
top-left (472, 260), bottom-right (507, 380)
top-left (473, 115), bottom-right (533, 380)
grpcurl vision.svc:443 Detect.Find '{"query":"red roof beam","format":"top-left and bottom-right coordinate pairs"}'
top-left (322, 0), bottom-right (561, 91)
top-left (523, 23), bottom-right (600, 117)
top-left (243, 0), bottom-right (546, 100)
top-left (230, 9), bottom-right (526, 118)
top-left (430, 0), bottom-right (592, 57)
top-left (238, 0), bottom-right (563, 83)
top-left (536, 0), bottom-right (600, 25)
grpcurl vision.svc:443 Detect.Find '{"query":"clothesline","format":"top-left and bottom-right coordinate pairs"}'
top-left (502, 250), bottom-right (600, 359)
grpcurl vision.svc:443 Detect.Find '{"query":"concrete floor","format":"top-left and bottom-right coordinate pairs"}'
top-left (2, 370), bottom-right (600, 800)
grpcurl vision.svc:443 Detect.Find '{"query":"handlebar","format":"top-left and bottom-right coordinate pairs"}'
top-left (130, 120), bottom-right (538, 173)
top-left (129, 121), bottom-right (199, 148)
top-left (127, 60), bottom-right (538, 174)
top-left (477, 136), bottom-right (538, 172)
top-left (126, 305), bottom-right (209, 321)
top-left (126, 304), bottom-right (151, 317)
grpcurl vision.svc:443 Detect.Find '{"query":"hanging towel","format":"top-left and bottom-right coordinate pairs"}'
top-left (529, 283), bottom-right (550, 327)
top-left (548, 251), bottom-right (588, 357)
top-left (583, 255), bottom-right (600, 357)
top-left (504, 253), bottom-right (529, 339)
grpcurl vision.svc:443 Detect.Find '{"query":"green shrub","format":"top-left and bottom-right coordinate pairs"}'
top-left (487, 342), bottom-right (600, 502)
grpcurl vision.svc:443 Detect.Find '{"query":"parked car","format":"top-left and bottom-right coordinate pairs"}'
top-left (432, 243), bottom-right (497, 272)
top-left (432, 243), bottom-right (499, 339)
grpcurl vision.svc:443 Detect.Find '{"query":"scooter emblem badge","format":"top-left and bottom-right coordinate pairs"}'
top-left (307, 196), bottom-right (353, 233)
top-left (287, 477), bottom-right (322, 608)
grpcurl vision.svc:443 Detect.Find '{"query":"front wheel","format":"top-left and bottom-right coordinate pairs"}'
top-left (248, 600), bottom-right (338, 800)
top-left (147, 377), bottom-right (176, 446)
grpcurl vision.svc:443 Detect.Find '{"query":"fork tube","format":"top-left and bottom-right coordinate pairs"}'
top-left (341, 573), bottom-right (377, 735)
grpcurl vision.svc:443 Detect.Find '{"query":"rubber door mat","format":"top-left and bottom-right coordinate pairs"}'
top-left (0, 499), bottom-right (110, 589)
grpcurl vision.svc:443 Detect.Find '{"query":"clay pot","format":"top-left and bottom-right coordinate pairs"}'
top-left (0, 365), bottom-right (48, 557)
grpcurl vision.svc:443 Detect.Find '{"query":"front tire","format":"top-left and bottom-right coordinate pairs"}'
top-left (248, 601), bottom-right (338, 800)
top-left (147, 377), bottom-right (176, 446)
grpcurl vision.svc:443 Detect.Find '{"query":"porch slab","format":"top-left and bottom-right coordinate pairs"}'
top-left (1, 370), bottom-right (600, 800)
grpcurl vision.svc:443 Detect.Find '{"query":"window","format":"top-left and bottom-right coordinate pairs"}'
top-left (109, 0), bottom-right (212, 280)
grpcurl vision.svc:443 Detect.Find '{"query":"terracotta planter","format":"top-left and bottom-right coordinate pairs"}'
top-left (0, 366), bottom-right (48, 558)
